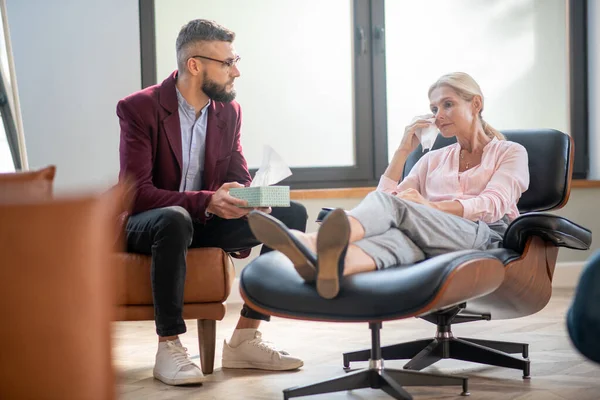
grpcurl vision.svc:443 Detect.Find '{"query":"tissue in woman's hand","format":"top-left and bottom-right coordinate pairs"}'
top-left (229, 145), bottom-right (292, 207)
top-left (411, 114), bottom-right (438, 152)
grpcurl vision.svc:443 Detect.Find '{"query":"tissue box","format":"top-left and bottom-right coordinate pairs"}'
top-left (229, 186), bottom-right (290, 207)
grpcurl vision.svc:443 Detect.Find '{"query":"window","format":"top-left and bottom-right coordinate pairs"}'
top-left (140, 0), bottom-right (588, 187)
top-left (379, 0), bottom-right (587, 179)
top-left (0, 4), bottom-right (24, 173)
top-left (142, 0), bottom-right (376, 188)
top-left (154, 0), bottom-right (356, 170)
top-left (0, 116), bottom-right (13, 173)
top-left (384, 0), bottom-right (568, 159)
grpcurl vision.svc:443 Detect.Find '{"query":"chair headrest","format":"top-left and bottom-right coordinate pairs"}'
top-left (402, 129), bottom-right (572, 212)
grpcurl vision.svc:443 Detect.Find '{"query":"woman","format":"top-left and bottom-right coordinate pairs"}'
top-left (249, 72), bottom-right (529, 299)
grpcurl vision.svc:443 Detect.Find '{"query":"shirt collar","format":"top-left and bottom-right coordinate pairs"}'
top-left (176, 87), bottom-right (211, 116)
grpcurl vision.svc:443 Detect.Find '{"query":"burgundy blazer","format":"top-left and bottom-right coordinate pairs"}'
top-left (117, 71), bottom-right (252, 222)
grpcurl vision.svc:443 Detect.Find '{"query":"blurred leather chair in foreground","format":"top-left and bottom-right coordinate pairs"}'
top-left (0, 165), bottom-right (55, 201)
top-left (0, 167), bottom-right (125, 400)
top-left (1, 166), bottom-right (237, 376)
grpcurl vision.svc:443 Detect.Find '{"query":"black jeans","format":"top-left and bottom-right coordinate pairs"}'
top-left (125, 202), bottom-right (308, 336)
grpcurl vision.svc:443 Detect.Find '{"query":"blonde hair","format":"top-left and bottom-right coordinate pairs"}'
top-left (428, 72), bottom-right (505, 141)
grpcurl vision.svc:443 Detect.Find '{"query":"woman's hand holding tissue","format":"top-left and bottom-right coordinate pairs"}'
top-left (206, 182), bottom-right (272, 219)
top-left (398, 115), bottom-right (435, 154)
top-left (383, 115), bottom-right (436, 183)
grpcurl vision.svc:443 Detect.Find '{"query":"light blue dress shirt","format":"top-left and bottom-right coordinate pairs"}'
top-left (176, 88), bottom-right (211, 192)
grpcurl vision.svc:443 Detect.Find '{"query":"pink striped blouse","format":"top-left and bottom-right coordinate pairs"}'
top-left (377, 138), bottom-right (530, 223)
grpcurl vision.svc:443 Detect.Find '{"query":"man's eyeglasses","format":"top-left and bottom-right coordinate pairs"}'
top-left (190, 55), bottom-right (241, 68)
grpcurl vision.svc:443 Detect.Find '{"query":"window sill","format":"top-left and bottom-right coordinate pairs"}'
top-left (290, 187), bottom-right (373, 200)
top-left (571, 180), bottom-right (600, 188)
top-left (290, 180), bottom-right (600, 200)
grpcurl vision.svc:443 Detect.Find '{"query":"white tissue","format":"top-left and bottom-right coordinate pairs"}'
top-left (250, 145), bottom-right (292, 187)
top-left (411, 114), bottom-right (438, 152)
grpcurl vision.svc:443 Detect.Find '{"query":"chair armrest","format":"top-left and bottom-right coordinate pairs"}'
top-left (316, 207), bottom-right (335, 223)
top-left (319, 208), bottom-right (592, 253)
top-left (503, 212), bottom-right (592, 253)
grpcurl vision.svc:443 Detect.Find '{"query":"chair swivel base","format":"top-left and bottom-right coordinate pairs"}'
top-left (284, 362), bottom-right (470, 400)
top-left (343, 311), bottom-right (530, 379)
top-left (284, 323), bottom-right (469, 400)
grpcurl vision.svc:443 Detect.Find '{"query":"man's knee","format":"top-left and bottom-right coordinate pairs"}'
top-left (154, 206), bottom-right (194, 245)
top-left (272, 201), bottom-right (308, 231)
top-left (289, 201), bottom-right (308, 221)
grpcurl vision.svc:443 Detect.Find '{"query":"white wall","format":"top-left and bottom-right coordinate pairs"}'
top-left (6, 0), bottom-right (141, 192)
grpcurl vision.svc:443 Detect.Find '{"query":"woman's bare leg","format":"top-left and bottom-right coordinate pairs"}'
top-left (293, 215), bottom-right (366, 244)
top-left (342, 245), bottom-right (376, 275)
top-left (291, 233), bottom-right (375, 276)
top-left (348, 216), bottom-right (367, 242)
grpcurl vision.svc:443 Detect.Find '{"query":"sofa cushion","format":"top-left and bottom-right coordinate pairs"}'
top-left (114, 247), bottom-right (235, 305)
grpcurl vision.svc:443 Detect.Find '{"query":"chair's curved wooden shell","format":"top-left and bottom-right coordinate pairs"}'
top-left (461, 132), bottom-right (572, 320)
top-left (465, 236), bottom-right (559, 319)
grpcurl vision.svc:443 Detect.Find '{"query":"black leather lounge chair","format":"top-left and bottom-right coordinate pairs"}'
top-left (239, 129), bottom-right (592, 399)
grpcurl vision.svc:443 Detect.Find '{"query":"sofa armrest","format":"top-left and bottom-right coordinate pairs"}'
top-left (503, 212), bottom-right (591, 253)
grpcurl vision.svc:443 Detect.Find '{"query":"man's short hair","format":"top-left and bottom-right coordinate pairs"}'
top-left (176, 19), bottom-right (235, 73)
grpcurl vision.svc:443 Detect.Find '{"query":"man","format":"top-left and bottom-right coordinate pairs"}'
top-left (117, 19), bottom-right (307, 386)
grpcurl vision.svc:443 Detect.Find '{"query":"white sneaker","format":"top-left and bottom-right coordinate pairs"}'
top-left (222, 331), bottom-right (303, 371)
top-left (153, 340), bottom-right (205, 385)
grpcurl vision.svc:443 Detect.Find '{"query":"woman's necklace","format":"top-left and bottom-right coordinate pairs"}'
top-left (460, 149), bottom-right (470, 170)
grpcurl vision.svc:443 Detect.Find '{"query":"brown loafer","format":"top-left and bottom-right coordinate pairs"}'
top-left (248, 211), bottom-right (317, 282)
top-left (316, 208), bottom-right (350, 299)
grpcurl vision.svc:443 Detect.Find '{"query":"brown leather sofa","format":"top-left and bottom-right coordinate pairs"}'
top-left (0, 166), bottom-right (122, 400)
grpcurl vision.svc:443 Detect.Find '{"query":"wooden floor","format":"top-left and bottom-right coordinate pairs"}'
top-left (114, 289), bottom-right (600, 399)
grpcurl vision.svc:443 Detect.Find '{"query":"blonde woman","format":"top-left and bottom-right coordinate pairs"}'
top-left (249, 72), bottom-right (529, 299)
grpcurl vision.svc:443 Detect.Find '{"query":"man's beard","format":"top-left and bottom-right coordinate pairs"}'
top-left (202, 72), bottom-right (236, 103)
